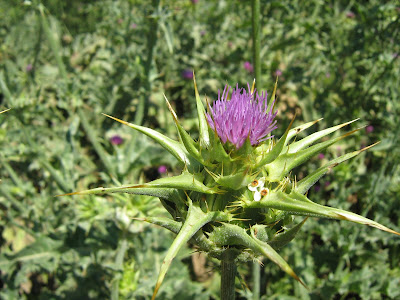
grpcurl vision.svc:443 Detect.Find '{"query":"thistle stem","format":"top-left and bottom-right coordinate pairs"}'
top-left (221, 249), bottom-right (237, 300)
top-left (111, 233), bottom-right (129, 300)
top-left (252, 0), bottom-right (261, 91)
top-left (252, 262), bottom-right (260, 299)
top-left (135, 0), bottom-right (160, 126)
top-left (252, 0), bottom-right (262, 298)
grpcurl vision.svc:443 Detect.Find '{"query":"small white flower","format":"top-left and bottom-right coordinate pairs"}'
top-left (248, 177), bottom-right (268, 201)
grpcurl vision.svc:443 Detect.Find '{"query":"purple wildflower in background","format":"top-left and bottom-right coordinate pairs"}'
top-left (26, 64), bottom-right (33, 72)
top-left (191, 0), bottom-right (199, 4)
top-left (274, 69), bottom-right (282, 77)
top-left (206, 84), bottom-right (278, 149)
top-left (336, 146), bottom-right (342, 155)
top-left (243, 61), bottom-right (254, 73)
top-left (130, 23), bottom-right (137, 29)
top-left (158, 165), bottom-right (168, 174)
top-left (324, 181), bottom-right (331, 188)
top-left (200, 30), bottom-right (206, 36)
top-left (346, 11), bottom-right (355, 18)
top-left (181, 69), bottom-right (193, 80)
top-left (318, 153), bottom-right (325, 160)
top-left (366, 125), bottom-right (374, 134)
top-left (110, 135), bottom-right (123, 145)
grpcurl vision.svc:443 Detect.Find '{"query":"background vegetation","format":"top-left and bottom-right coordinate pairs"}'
top-left (0, 0), bottom-right (399, 299)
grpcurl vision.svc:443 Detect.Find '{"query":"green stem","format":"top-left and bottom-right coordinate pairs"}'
top-left (0, 73), bottom-right (14, 106)
top-left (135, 0), bottom-right (160, 126)
top-left (111, 234), bottom-right (129, 300)
top-left (0, 157), bottom-right (24, 189)
top-left (0, 185), bottom-right (25, 212)
top-left (252, 1), bottom-right (262, 298)
top-left (38, 4), bottom-right (68, 81)
top-left (252, 0), bottom-right (261, 90)
top-left (39, 158), bottom-right (72, 192)
top-left (221, 249), bottom-right (237, 300)
top-left (252, 261), bottom-right (260, 299)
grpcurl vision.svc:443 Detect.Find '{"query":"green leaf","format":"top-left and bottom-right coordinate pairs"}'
top-left (151, 202), bottom-right (229, 300)
top-left (285, 118), bottom-right (322, 145)
top-left (269, 76), bottom-right (278, 112)
top-left (163, 95), bottom-right (213, 167)
top-left (132, 172), bottom-right (221, 194)
top-left (209, 223), bottom-right (306, 288)
top-left (136, 216), bottom-right (181, 233)
top-left (296, 143), bottom-right (379, 194)
top-left (207, 168), bottom-right (252, 190)
top-left (263, 218), bottom-right (307, 250)
top-left (0, 235), bottom-right (63, 271)
top-left (266, 128), bottom-right (361, 181)
top-left (102, 113), bottom-right (198, 167)
top-left (255, 116), bottom-right (295, 168)
top-left (159, 20), bottom-right (174, 54)
top-left (38, 4), bottom-right (68, 80)
top-left (206, 127), bottom-right (232, 164)
top-left (138, 216), bottom-right (218, 252)
top-left (60, 172), bottom-right (222, 198)
top-left (245, 190), bottom-right (400, 236)
top-left (285, 119), bottom-right (359, 154)
top-left (193, 72), bottom-right (210, 149)
top-left (59, 186), bottom-right (178, 199)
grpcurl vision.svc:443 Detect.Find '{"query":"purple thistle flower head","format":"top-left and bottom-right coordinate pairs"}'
top-left (110, 135), bottom-right (123, 145)
top-left (158, 165), bottom-right (168, 174)
top-left (206, 84), bottom-right (278, 149)
top-left (243, 61), bottom-right (254, 73)
top-left (324, 181), bottom-right (331, 188)
top-left (26, 64), bottom-right (33, 72)
top-left (274, 69), bottom-right (282, 77)
top-left (366, 125), bottom-right (374, 133)
top-left (181, 69), bottom-right (193, 80)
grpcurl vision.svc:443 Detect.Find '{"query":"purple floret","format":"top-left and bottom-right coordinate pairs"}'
top-left (206, 84), bottom-right (278, 149)
top-left (110, 135), bottom-right (124, 145)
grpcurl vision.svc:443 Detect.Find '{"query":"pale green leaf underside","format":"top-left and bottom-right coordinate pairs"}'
top-left (245, 191), bottom-right (400, 236)
top-left (102, 114), bottom-right (195, 166)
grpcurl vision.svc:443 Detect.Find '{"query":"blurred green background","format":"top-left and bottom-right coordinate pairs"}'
top-left (0, 0), bottom-right (399, 299)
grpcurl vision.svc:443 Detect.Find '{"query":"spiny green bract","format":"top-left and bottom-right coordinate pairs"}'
top-left (62, 75), bottom-right (399, 299)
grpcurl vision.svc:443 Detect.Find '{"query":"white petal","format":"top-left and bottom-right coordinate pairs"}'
top-left (248, 184), bottom-right (258, 192)
top-left (254, 192), bottom-right (261, 202)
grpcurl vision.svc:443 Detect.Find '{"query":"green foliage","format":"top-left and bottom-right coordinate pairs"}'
top-left (0, 0), bottom-right (399, 299)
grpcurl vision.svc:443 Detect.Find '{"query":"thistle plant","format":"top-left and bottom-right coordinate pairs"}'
top-left (63, 75), bottom-right (399, 299)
